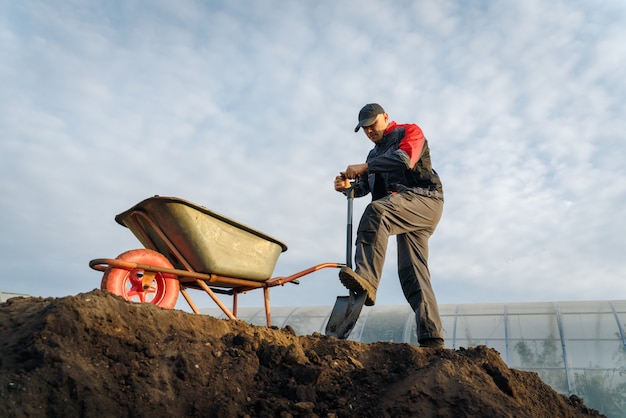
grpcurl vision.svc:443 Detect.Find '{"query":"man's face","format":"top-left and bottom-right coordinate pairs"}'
top-left (362, 113), bottom-right (389, 143)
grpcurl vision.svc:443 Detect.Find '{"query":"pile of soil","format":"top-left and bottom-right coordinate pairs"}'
top-left (0, 290), bottom-right (603, 417)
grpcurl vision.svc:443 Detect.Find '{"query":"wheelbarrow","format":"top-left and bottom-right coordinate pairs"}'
top-left (89, 195), bottom-right (363, 333)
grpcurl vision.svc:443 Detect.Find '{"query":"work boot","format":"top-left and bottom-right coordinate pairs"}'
top-left (339, 266), bottom-right (376, 306)
top-left (419, 338), bottom-right (445, 349)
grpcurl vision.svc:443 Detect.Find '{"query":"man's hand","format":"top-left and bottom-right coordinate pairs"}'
top-left (334, 174), bottom-right (351, 192)
top-left (344, 163), bottom-right (368, 179)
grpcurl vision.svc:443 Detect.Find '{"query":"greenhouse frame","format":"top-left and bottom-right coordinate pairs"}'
top-left (205, 300), bottom-right (626, 418)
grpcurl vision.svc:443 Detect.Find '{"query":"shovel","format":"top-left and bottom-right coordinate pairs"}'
top-left (325, 177), bottom-right (367, 339)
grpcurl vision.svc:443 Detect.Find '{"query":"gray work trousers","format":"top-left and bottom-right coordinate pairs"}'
top-left (354, 191), bottom-right (444, 342)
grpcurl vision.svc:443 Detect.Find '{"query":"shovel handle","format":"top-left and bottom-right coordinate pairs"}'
top-left (343, 175), bottom-right (360, 268)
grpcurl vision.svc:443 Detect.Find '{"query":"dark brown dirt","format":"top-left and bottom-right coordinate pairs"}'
top-left (0, 290), bottom-right (604, 417)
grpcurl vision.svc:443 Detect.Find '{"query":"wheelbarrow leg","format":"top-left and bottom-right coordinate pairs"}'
top-left (264, 287), bottom-right (271, 327)
top-left (180, 286), bottom-right (201, 315)
top-left (195, 279), bottom-right (237, 320)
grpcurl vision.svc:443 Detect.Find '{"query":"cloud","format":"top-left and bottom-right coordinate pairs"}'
top-left (1, 0), bottom-right (624, 312)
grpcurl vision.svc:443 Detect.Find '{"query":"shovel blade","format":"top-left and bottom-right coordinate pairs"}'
top-left (325, 291), bottom-right (367, 339)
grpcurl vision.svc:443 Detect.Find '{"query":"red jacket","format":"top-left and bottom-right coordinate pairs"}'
top-left (356, 121), bottom-right (443, 201)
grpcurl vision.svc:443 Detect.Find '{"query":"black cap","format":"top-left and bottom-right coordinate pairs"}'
top-left (354, 103), bottom-right (385, 132)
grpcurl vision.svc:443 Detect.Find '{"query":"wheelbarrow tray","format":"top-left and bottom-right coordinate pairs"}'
top-left (114, 196), bottom-right (287, 282)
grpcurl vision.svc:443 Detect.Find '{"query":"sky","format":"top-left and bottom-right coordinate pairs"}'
top-left (1, 0), bottom-right (625, 313)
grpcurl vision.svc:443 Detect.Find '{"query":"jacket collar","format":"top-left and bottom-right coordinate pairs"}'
top-left (384, 121), bottom-right (397, 135)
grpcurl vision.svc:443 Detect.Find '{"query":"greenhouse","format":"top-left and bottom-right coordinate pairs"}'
top-left (0, 291), bottom-right (30, 303)
top-left (205, 300), bottom-right (626, 418)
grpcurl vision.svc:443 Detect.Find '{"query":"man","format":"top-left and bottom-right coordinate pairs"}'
top-left (334, 103), bottom-right (445, 348)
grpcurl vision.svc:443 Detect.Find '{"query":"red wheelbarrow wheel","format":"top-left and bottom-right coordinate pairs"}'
top-left (100, 249), bottom-right (180, 309)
